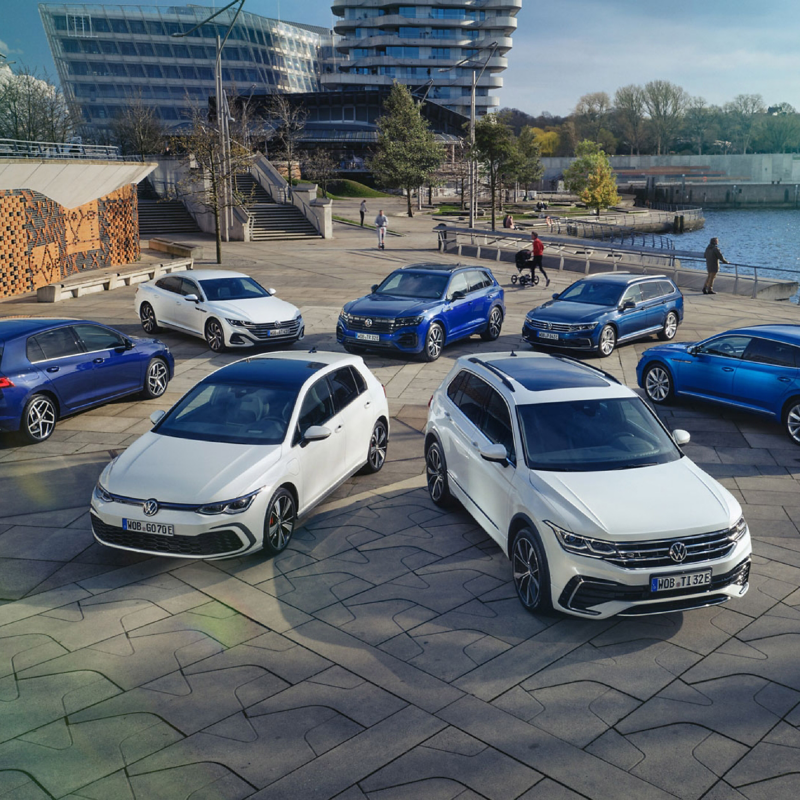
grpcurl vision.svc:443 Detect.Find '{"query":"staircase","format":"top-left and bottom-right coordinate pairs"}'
top-left (136, 181), bottom-right (201, 238)
top-left (234, 173), bottom-right (320, 241)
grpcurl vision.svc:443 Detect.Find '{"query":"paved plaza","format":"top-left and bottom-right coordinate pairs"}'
top-left (3, 203), bottom-right (800, 799)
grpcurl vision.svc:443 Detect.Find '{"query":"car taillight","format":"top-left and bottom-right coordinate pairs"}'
top-left (382, 384), bottom-right (386, 396)
top-left (0, 377), bottom-right (14, 389)
top-left (428, 395), bottom-right (433, 408)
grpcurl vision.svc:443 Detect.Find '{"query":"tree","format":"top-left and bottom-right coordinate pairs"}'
top-left (573, 91), bottom-right (612, 142)
top-left (0, 65), bottom-right (75, 142)
top-left (266, 93), bottom-right (307, 185)
top-left (682, 96), bottom-right (711, 155)
top-left (473, 113), bottom-right (521, 230)
top-left (370, 82), bottom-right (444, 217)
top-left (614, 85), bottom-right (647, 155)
top-left (111, 91), bottom-right (166, 158)
top-left (516, 126), bottom-right (545, 195)
top-left (530, 127), bottom-right (560, 157)
top-left (643, 80), bottom-right (688, 154)
top-left (725, 93), bottom-right (766, 154)
top-left (302, 147), bottom-right (338, 198)
top-left (563, 140), bottom-right (620, 215)
top-left (756, 104), bottom-right (800, 153)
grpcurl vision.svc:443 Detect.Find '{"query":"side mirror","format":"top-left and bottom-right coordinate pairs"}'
top-left (552, 293), bottom-right (560, 300)
top-left (114, 339), bottom-right (134, 353)
top-left (672, 429), bottom-right (691, 446)
top-left (621, 300), bottom-right (636, 310)
top-left (184, 293), bottom-right (199, 303)
top-left (687, 345), bottom-right (698, 356)
top-left (267, 288), bottom-right (277, 296)
top-left (479, 443), bottom-right (508, 465)
top-left (450, 290), bottom-right (466, 301)
top-left (303, 425), bottom-right (331, 442)
top-left (371, 284), bottom-right (379, 294)
top-left (150, 410), bottom-right (166, 426)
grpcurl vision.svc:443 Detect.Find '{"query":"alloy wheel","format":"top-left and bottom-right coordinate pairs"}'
top-left (26, 396), bottom-right (56, 441)
top-left (599, 326), bottom-right (616, 356)
top-left (206, 320), bottom-right (224, 352)
top-left (426, 444), bottom-right (445, 503)
top-left (787, 404), bottom-right (800, 443)
top-left (645, 366), bottom-right (671, 403)
top-left (267, 494), bottom-right (295, 551)
top-left (368, 422), bottom-right (387, 471)
top-left (512, 535), bottom-right (541, 608)
top-left (426, 325), bottom-right (443, 360)
top-left (140, 303), bottom-right (157, 333)
top-left (663, 312), bottom-right (678, 339)
top-left (487, 307), bottom-right (502, 339)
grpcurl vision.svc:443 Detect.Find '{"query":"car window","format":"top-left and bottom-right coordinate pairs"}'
top-left (180, 278), bottom-right (202, 298)
top-left (156, 275), bottom-right (183, 294)
top-left (375, 271), bottom-right (448, 299)
top-left (467, 270), bottom-right (489, 292)
top-left (659, 280), bottom-right (676, 296)
top-left (640, 281), bottom-right (663, 301)
top-left (743, 337), bottom-right (800, 368)
top-left (559, 281), bottom-right (624, 306)
top-left (698, 335), bottom-right (751, 359)
top-left (27, 327), bottom-right (82, 361)
top-left (200, 277), bottom-right (268, 301)
top-left (481, 388), bottom-right (515, 462)
top-left (350, 365), bottom-right (367, 394)
top-left (621, 285), bottom-right (644, 305)
top-left (447, 272), bottom-right (471, 299)
top-left (329, 367), bottom-right (360, 411)
top-left (452, 373), bottom-right (491, 426)
top-left (446, 371), bottom-right (467, 401)
top-left (297, 378), bottom-right (335, 434)
top-left (73, 324), bottom-right (125, 353)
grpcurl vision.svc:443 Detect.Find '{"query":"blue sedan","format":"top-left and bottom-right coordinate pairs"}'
top-left (638, 325), bottom-right (800, 443)
top-left (337, 263), bottom-right (505, 361)
top-left (0, 319), bottom-right (174, 443)
top-left (522, 273), bottom-right (683, 357)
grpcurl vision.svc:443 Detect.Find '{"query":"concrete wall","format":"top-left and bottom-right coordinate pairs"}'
top-left (648, 182), bottom-right (800, 208)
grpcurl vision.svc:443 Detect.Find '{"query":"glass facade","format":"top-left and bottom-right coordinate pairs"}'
top-left (39, 3), bottom-right (335, 135)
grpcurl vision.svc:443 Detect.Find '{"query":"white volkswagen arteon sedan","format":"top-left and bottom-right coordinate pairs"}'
top-left (135, 269), bottom-right (303, 352)
top-left (424, 352), bottom-right (751, 618)
top-left (91, 351), bottom-right (389, 559)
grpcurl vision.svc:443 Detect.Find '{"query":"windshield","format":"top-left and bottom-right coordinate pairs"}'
top-left (558, 281), bottom-right (624, 307)
top-left (200, 277), bottom-right (270, 302)
top-left (517, 397), bottom-right (681, 472)
top-left (155, 381), bottom-right (296, 444)
top-left (375, 271), bottom-right (449, 299)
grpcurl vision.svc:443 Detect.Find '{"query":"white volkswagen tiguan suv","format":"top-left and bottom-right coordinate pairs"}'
top-left (424, 352), bottom-right (751, 618)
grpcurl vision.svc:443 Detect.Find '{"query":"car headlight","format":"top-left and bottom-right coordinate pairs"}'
top-left (94, 481), bottom-right (114, 503)
top-left (339, 309), bottom-right (353, 325)
top-left (225, 318), bottom-right (250, 327)
top-left (395, 316), bottom-right (423, 327)
top-left (547, 521), bottom-right (619, 559)
top-left (728, 516), bottom-right (748, 541)
top-left (197, 489), bottom-right (261, 515)
top-left (569, 323), bottom-right (597, 332)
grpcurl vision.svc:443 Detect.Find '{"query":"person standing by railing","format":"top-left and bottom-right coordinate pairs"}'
top-left (703, 237), bottom-right (729, 295)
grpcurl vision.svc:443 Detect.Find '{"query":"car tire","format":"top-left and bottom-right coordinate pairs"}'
top-left (480, 306), bottom-right (504, 341)
top-left (425, 438), bottom-right (452, 507)
top-left (262, 487), bottom-right (296, 556)
top-left (658, 311), bottom-right (679, 341)
top-left (142, 357), bottom-right (169, 399)
top-left (20, 393), bottom-right (57, 444)
top-left (205, 319), bottom-right (226, 352)
top-left (423, 323), bottom-right (445, 362)
top-left (511, 527), bottom-right (552, 614)
top-left (643, 363), bottom-right (675, 405)
top-left (598, 324), bottom-right (616, 357)
top-left (783, 398), bottom-right (800, 445)
top-left (139, 302), bottom-right (160, 334)
top-left (360, 419), bottom-right (388, 474)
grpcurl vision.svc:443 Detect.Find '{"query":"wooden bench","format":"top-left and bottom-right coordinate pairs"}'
top-left (37, 258), bottom-right (193, 302)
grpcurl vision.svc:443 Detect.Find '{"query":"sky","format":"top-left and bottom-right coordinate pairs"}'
top-left (2, 0), bottom-right (800, 116)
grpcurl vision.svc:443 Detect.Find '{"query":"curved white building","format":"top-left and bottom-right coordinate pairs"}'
top-left (322, 0), bottom-right (521, 116)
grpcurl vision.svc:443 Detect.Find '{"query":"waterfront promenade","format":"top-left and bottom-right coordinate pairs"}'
top-left (2, 202), bottom-right (800, 799)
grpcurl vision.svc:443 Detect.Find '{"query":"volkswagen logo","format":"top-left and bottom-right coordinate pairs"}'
top-left (669, 542), bottom-right (687, 563)
top-left (546, 322), bottom-right (552, 330)
top-left (143, 499), bottom-right (159, 517)
top-left (365, 319), bottom-right (373, 328)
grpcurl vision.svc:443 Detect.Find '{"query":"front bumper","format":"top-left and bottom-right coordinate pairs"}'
top-left (522, 321), bottom-right (598, 351)
top-left (337, 321), bottom-right (422, 354)
top-left (225, 318), bottom-right (304, 348)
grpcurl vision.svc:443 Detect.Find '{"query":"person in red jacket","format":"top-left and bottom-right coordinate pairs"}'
top-left (531, 232), bottom-right (550, 287)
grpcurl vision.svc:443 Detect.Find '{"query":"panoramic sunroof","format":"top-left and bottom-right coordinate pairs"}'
top-left (490, 357), bottom-right (609, 391)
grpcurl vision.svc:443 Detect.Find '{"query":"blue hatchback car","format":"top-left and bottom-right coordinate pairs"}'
top-left (337, 263), bottom-right (505, 361)
top-left (522, 273), bottom-right (684, 357)
top-left (0, 319), bottom-right (174, 443)
top-left (638, 325), bottom-right (800, 444)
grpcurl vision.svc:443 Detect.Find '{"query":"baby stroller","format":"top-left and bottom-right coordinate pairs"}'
top-left (511, 249), bottom-right (539, 287)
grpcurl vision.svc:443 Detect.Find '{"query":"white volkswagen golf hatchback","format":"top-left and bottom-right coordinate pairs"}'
top-left (91, 352), bottom-right (388, 559)
top-left (136, 269), bottom-right (303, 352)
top-left (425, 352), bottom-right (751, 618)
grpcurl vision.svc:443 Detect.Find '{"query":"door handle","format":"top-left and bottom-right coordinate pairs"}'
top-left (364, 400), bottom-right (371, 408)
top-left (335, 424), bottom-right (343, 432)
top-left (443, 410), bottom-right (451, 418)
top-left (722, 367), bottom-right (734, 372)
top-left (46, 366), bottom-right (59, 373)
top-left (779, 377), bottom-right (791, 383)
top-left (93, 358), bottom-right (104, 364)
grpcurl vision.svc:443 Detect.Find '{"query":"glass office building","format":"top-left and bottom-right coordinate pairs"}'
top-left (39, 4), bottom-right (335, 136)
top-left (322, 0), bottom-right (521, 116)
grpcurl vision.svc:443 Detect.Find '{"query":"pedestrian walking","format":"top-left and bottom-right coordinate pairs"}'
top-left (703, 237), bottom-right (729, 294)
top-left (375, 210), bottom-right (388, 250)
top-left (531, 232), bottom-right (550, 287)
top-left (360, 200), bottom-right (367, 227)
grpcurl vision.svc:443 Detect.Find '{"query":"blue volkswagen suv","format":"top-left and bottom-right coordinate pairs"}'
top-left (522, 273), bottom-right (683, 357)
top-left (337, 264), bottom-right (505, 361)
top-left (638, 325), bottom-right (800, 444)
top-left (0, 319), bottom-right (174, 444)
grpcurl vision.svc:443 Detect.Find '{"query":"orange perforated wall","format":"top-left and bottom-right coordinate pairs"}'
top-left (0, 184), bottom-right (139, 299)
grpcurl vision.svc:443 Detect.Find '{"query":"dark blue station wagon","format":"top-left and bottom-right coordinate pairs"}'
top-left (0, 319), bottom-right (174, 443)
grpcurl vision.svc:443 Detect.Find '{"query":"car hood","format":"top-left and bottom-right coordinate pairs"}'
top-left (105, 432), bottom-right (283, 503)
top-left (530, 300), bottom-right (611, 324)
top-left (530, 458), bottom-right (739, 540)
top-left (206, 296), bottom-right (299, 323)
top-left (642, 341), bottom-right (695, 358)
top-left (345, 294), bottom-right (433, 317)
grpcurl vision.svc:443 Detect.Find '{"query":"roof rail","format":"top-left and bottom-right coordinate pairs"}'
top-left (552, 354), bottom-right (620, 384)
top-left (468, 357), bottom-right (516, 392)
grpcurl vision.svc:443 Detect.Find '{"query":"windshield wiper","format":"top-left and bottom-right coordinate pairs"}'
top-left (608, 462), bottom-right (659, 471)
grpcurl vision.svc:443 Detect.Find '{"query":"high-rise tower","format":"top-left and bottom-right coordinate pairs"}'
top-left (322, 1), bottom-right (521, 116)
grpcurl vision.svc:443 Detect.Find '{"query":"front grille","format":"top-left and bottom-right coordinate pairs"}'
top-left (92, 514), bottom-right (244, 557)
top-left (608, 528), bottom-right (739, 569)
top-left (559, 558), bottom-right (750, 613)
top-left (241, 319), bottom-right (302, 341)
top-left (344, 315), bottom-right (395, 333)
top-left (525, 318), bottom-right (575, 332)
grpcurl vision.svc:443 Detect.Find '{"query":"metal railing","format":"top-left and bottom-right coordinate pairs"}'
top-left (542, 218), bottom-right (677, 249)
top-left (0, 138), bottom-right (125, 161)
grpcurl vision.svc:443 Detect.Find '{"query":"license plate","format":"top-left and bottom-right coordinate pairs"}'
top-left (268, 328), bottom-right (292, 337)
top-left (123, 519), bottom-right (175, 536)
top-left (650, 570), bottom-right (711, 593)
top-left (356, 333), bottom-right (380, 342)
top-left (538, 331), bottom-right (559, 340)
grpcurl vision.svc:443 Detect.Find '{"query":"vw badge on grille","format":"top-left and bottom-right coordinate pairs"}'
top-left (143, 499), bottom-right (159, 517)
top-left (669, 542), bottom-right (687, 563)
top-left (547, 322), bottom-right (552, 330)
top-left (365, 319), bottom-right (373, 327)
